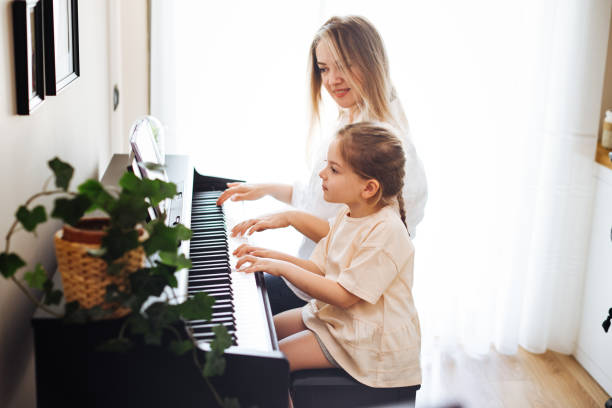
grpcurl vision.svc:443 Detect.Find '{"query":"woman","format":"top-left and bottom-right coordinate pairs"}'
top-left (216, 15), bottom-right (427, 314)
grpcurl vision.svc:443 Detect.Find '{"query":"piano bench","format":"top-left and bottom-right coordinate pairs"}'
top-left (290, 368), bottom-right (420, 408)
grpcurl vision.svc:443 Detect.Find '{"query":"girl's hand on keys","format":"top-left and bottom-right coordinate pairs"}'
top-left (216, 182), bottom-right (267, 206)
top-left (232, 244), bottom-right (283, 260)
top-left (230, 212), bottom-right (290, 237)
top-left (236, 255), bottom-right (289, 277)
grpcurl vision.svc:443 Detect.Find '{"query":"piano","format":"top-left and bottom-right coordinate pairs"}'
top-left (31, 154), bottom-right (290, 408)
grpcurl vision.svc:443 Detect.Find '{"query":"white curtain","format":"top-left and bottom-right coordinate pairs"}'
top-left (151, 0), bottom-right (611, 357)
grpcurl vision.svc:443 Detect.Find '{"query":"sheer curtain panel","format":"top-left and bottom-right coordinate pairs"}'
top-left (150, 0), bottom-right (612, 357)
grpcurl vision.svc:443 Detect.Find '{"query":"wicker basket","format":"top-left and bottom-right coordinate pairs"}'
top-left (54, 229), bottom-right (145, 318)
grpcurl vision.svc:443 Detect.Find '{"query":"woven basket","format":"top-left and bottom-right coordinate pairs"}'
top-left (54, 229), bottom-right (145, 318)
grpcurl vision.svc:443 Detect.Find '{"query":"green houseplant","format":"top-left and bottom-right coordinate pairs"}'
top-left (0, 157), bottom-right (238, 408)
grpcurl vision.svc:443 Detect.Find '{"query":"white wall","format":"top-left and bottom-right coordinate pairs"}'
top-left (0, 1), bottom-right (148, 406)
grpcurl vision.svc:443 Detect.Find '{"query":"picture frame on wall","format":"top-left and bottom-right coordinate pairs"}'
top-left (43, 0), bottom-right (79, 95)
top-left (12, 0), bottom-right (45, 115)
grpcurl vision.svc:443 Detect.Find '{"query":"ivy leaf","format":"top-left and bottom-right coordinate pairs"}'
top-left (222, 397), bottom-right (240, 408)
top-left (169, 339), bottom-right (194, 355)
top-left (104, 283), bottom-right (135, 309)
top-left (100, 227), bottom-right (139, 264)
top-left (150, 263), bottom-right (178, 288)
top-left (23, 263), bottom-right (47, 289)
top-left (144, 220), bottom-right (191, 255)
top-left (119, 172), bottom-right (177, 207)
top-left (78, 180), bottom-right (116, 213)
top-left (203, 350), bottom-right (226, 377)
top-left (211, 325), bottom-right (232, 355)
top-left (172, 223), bottom-right (192, 242)
top-left (146, 178), bottom-right (177, 207)
top-left (130, 269), bottom-right (168, 303)
top-left (131, 321), bottom-right (164, 346)
top-left (159, 251), bottom-right (192, 270)
top-left (118, 171), bottom-right (141, 192)
top-left (43, 289), bottom-right (63, 306)
top-left (16, 205), bottom-right (47, 232)
top-left (0, 252), bottom-right (26, 278)
top-left (51, 195), bottom-right (92, 226)
top-left (48, 157), bottom-right (74, 191)
top-left (203, 325), bottom-right (232, 377)
top-left (109, 191), bottom-right (149, 229)
top-left (144, 302), bottom-right (180, 328)
top-left (126, 313), bottom-right (150, 336)
top-left (97, 337), bottom-right (133, 353)
top-left (174, 292), bottom-right (215, 321)
top-left (41, 276), bottom-right (63, 305)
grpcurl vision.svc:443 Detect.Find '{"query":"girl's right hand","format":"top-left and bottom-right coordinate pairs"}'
top-left (216, 182), bottom-right (267, 206)
top-left (232, 243), bottom-right (283, 260)
top-left (236, 254), bottom-right (290, 277)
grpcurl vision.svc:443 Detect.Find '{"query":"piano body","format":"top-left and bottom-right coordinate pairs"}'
top-left (31, 154), bottom-right (289, 408)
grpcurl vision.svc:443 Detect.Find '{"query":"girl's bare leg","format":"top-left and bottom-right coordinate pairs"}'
top-left (274, 307), bottom-right (308, 340)
top-left (274, 308), bottom-right (334, 407)
top-left (274, 307), bottom-right (333, 371)
top-left (280, 330), bottom-right (334, 372)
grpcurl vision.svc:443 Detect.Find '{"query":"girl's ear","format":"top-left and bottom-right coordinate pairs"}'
top-left (361, 179), bottom-right (380, 200)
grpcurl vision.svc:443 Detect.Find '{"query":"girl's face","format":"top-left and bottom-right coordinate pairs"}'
top-left (319, 139), bottom-right (367, 206)
top-left (315, 42), bottom-right (362, 110)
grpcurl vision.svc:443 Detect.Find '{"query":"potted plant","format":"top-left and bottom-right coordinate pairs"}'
top-left (0, 157), bottom-right (238, 408)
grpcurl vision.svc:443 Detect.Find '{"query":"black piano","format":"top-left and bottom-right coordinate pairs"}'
top-left (31, 154), bottom-right (289, 408)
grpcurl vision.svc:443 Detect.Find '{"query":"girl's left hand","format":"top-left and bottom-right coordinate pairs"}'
top-left (236, 255), bottom-right (288, 277)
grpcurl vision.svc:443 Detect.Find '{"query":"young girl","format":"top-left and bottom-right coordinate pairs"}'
top-left (218, 15), bottom-right (428, 316)
top-left (234, 122), bottom-right (421, 391)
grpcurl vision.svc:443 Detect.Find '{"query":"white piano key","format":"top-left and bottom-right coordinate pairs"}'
top-left (181, 196), bottom-right (273, 352)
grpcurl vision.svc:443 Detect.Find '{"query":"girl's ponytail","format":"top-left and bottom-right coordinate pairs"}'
top-left (397, 192), bottom-right (408, 232)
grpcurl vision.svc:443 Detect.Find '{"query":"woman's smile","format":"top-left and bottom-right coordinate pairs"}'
top-left (333, 88), bottom-right (350, 98)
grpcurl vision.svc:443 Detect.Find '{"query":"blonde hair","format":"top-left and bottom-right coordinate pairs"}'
top-left (336, 122), bottom-right (407, 229)
top-left (308, 16), bottom-right (402, 133)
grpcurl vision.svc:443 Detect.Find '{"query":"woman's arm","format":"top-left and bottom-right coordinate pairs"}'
top-left (231, 210), bottom-right (330, 243)
top-left (216, 182), bottom-right (293, 206)
top-left (236, 256), bottom-right (359, 308)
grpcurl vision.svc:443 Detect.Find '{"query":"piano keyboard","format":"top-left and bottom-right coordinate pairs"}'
top-left (185, 190), bottom-right (273, 352)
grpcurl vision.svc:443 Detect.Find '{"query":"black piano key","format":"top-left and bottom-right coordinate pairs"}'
top-left (187, 190), bottom-right (242, 346)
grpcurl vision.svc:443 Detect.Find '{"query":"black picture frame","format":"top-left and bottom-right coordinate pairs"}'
top-left (43, 0), bottom-right (79, 95)
top-left (12, 0), bottom-right (45, 115)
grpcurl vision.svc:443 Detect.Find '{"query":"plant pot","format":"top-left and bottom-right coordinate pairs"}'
top-left (54, 218), bottom-right (145, 318)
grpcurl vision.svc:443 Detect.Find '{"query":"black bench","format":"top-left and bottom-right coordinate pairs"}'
top-left (290, 368), bottom-right (420, 408)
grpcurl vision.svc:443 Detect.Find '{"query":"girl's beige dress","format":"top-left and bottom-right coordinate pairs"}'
top-left (302, 205), bottom-right (421, 388)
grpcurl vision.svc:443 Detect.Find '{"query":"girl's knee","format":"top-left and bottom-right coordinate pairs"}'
top-left (274, 308), bottom-right (307, 340)
top-left (279, 330), bottom-right (333, 372)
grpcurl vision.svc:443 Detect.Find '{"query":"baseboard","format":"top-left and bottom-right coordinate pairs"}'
top-left (575, 347), bottom-right (612, 396)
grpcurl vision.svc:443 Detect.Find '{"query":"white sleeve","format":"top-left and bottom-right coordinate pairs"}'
top-left (401, 136), bottom-right (428, 239)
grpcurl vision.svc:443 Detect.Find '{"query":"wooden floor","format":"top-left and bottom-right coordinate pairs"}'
top-left (415, 345), bottom-right (611, 408)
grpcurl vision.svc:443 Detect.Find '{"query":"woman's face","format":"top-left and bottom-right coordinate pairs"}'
top-left (315, 42), bottom-right (362, 110)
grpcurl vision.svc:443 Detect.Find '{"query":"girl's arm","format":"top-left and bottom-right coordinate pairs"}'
top-left (233, 244), bottom-right (323, 275)
top-left (216, 183), bottom-right (293, 206)
top-left (231, 210), bottom-right (330, 243)
top-left (236, 256), bottom-right (360, 309)
top-left (286, 210), bottom-right (330, 243)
